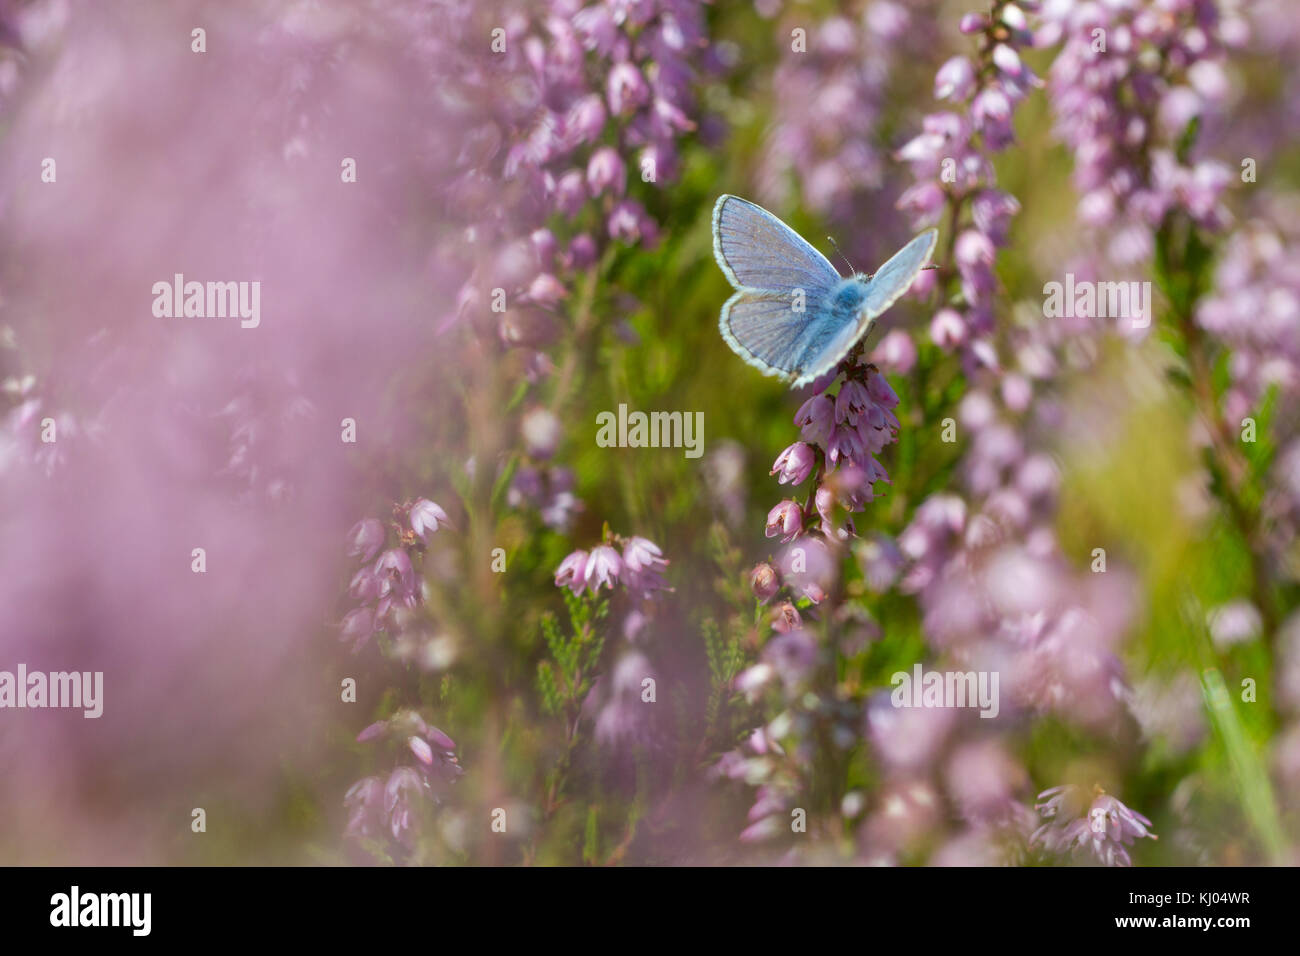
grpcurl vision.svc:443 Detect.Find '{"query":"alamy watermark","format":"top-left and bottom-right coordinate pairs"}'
top-left (890, 663), bottom-right (999, 718)
top-left (595, 403), bottom-right (703, 459)
top-left (50, 886), bottom-right (150, 936)
top-left (152, 273), bottom-right (261, 328)
top-left (1043, 273), bottom-right (1151, 329)
top-left (0, 664), bottom-right (103, 718)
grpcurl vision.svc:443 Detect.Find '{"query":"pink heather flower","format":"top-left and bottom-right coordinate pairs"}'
top-left (992, 43), bottom-right (1023, 78)
top-left (344, 776), bottom-right (385, 841)
top-left (971, 189), bottom-right (1021, 245)
top-left (622, 536), bottom-right (665, 573)
top-left (959, 12), bottom-right (988, 34)
top-left (348, 565), bottom-right (382, 603)
top-left (826, 424), bottom-right (866, 469)
top-left (1032, 786), bottom-right (1157, 867)
top-left (356, 721), bottom-right (387, 743)
top-left (564, 93), bottom-right (607, 147)
top-left (340, 607), bottom-right (376, 651)
top-left (383, 767), bottom-right (425, 845)
top-left (526, 273), bottom-right (567, 308)
top-left (866, 369), bottom-right (900, 409)
top-left (750, 562), bottom-right (780, 603)
top-left (930, 307), bottom-right (967, 347)
top-left (897, 181), bottom-right (946, 224)
top-left (934, 56), bottom-right (976, 101)
top-left (971, 87), bottom-right (1013, 148)
top-left (553, 169), bottom-right (586, 218)
top-left (622, 536), bottom-right (671, 597)
top-left (554, 549), bottom-right (588, 595)
top-left (346, 518), bottom-right (385, 562)
top-left (586, 146), bottom-right (626, 197)
top-left (409, 498), bottom-right (450, 542)
top-left (770, 601), bottom-right (802, 634)
top-left (870, 329), bottom-right (917, 374)
top-left (375, 548), bottom-right (418, 609)
top-left (409, 735), bottom-right (434, 765)
top-left (606, 61), bottom-right (649, 115)
top-left (835, 380), bottom-right (871, 425)
top-left (765, 500), bottom-right (803, 542)
top-left (771, 442), bottom-right (816, 485)
top-left (584, 544), bottom-right (623, 591)
top-left (794, 395), bottom-right (835, 447)
top-left (566, 233), bottom-right (597, 269)
top-left (530, 228), bottom-right (557, 269)
top-left (608, 199), bottom-right (657, 244)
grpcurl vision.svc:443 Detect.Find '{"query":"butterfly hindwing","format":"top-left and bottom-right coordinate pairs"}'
top-left (719, 288), bottom-right (823, 381)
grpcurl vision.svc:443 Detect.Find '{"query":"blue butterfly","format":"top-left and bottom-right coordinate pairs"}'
top-left (712, 194), bottom-right (938, 388)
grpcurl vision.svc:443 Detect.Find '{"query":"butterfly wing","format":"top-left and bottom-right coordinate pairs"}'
top-left (712, 194), bottom-right (841, 294)
top-left (719, 288), bottom-right (827, 382)
top-left (713, 195), bottom-right (842, 383)
top-left (862, 228), bottom-right (938, 319)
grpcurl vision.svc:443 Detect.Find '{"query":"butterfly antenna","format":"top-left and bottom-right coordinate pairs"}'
top-left (826, 236), bottom-right (856, 276)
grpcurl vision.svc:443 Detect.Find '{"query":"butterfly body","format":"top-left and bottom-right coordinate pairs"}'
top-left (712, 194), bottom-right (937, 388)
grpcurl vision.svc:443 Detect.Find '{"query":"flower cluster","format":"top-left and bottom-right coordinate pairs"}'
top-left (1031, 784), bottom-right (1157, 867)
top-left (555, 531), bottom-right (671, 600)
top-left (340, 499), bottom-right (451, 654)
top-left (896, 1), bottom-right (1037, 367)
top-left (1042, 0), bottom-right (1240, 263)
top-left (764, 361), bottom-right (900, 554)
top-left (448, 0), bottom-right (712, 338)
top-left (345, 709), bottom-right (463, 853)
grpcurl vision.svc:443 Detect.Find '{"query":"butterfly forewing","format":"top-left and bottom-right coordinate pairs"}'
top-left (862, 229), bottom-right (938, 317)
top-left (712, 195), bottom-right (841, 293)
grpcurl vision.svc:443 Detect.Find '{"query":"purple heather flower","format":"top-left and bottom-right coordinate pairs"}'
top-left (930, 307), bottom-right (967, 348)
top-left (794, 395), bottom-right (835, 447)
top-left (554, 548), bottom-right (588, 595)
top-left (566, 233), bottom-right (598, 270)
top-left (344, 776), bottom-right (385, 840)
top-left (606, 61), bottom-right (649, 115)
top-left (607, 199), bottom-right (658, 245)
top-left (409, 498), bottom-right (450, 542)
top-left (835, 380), bottom-right (871, 426)
top-left (870, 329), bottom-right (917, 374)
top-left (383, 766), bottom-right (425, 845)
top-left (409, 735), bottom-right (434, 766)
top-left (771, 442), bottom-right (816, 485)
top-left (991, 43), bottom-right (1024, 79)
top-left (584, 544), bottom-right (623, 591)
top-left (1032, 786), bottom-right (1157, 867)
top-left (348, 565), bottom-right (382, 603)
top-left (526, 273), bottom-right (567, 307)
top-left (586, 146), bottom-right (626, 197)
top-left (622, 536), bottom-right (665, 574)
top-left (346, 518), bottom-right (385, 562)
top-left (375, 548), bottom-right (418, 610)
top-left (972, 87), bottom-right (1013, 149)
top-left (765, 500), bottom-right (803, 543)
top-left (935, 56), bottom-right (976, 101)
top-left (750, 562), bottom-right (781, 603)
top-left (564, 93), bottom-right (607, 147)
top-left (622, 536), bottom-right (671, 597)
top-left (340, 607), bottom-right (376, 651)
top-left (763, 629), bottom-right (818, 693)
top-left (552, 169), bottom-right (586, 218)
